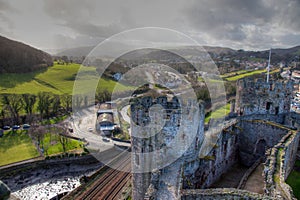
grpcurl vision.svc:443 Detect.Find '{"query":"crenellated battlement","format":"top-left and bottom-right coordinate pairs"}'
top-left (235, 78), bottom-right (293, 116)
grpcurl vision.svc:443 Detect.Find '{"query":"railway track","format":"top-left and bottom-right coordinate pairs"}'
top-left (77, 153), bottom-right (132, 200)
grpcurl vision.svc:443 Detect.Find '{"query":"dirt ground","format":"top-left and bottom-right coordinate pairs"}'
top-left (210, 163), bottom-right (248, 188)
top-left (243, 163), bottom-right (264, 194)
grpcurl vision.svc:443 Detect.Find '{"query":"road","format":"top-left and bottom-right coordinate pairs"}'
top-left (71, 106), bottom-right (114, 152)
top-left (120, 105), bottom-right (131, 136)
top-left (70, 105), bottom-right (131, 151)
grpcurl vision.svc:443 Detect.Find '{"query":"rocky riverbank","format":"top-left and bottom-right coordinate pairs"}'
top-left (1, 156), bottom-right (102, 199)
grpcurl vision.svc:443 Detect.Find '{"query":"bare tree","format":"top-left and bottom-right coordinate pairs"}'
top-left (0, 106), bottom-right (6, 127)
top-left (61, 94), bottom-right (72, 113)
top-left (29, 126), bottom-right (46, 155)
top-left (58, 134), bottom-right (69, 153)
top-left (52, 94), bottom-right (61, 116)
top-left (1, 94), bottom-right (23, 124)
top-left (73, 94), bottom-right (83, 109)
top-left (37, 92), bottom-right (53, 119)
top-left (22, 94), bottom-right (36, 123)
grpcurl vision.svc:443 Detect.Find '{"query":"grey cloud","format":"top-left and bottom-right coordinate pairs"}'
top-left (43, 0), bottom-right (131, 38)
top-left (277, 0), bottom-right (300, 31)
top-left (0, 0), bottom-right (14, 11)
top-left (280, 33), bottom-right (300, 46)
top-left (1, 0), bottom-right (299, 50)
top-left (54, 34), bottom-right (104, 49)
top-left (0, 0), bottom-right (16, 33)
top-left (185, 0), bottom-right (273, 30)
top-left (64, 21), bottom-right (122, 37)
top-left (184, 0), bottom-right (300, 49)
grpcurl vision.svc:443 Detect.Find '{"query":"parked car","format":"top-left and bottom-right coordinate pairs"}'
top-left (88, 127), bottom-right (93, 132)
top-left (102, 137), bottom-right (110, 142)
top-left (3, 126), bottom-right (10, 130)
top-left (22, 124), bottom-right (31, 129)
top-left (12, 125), bottom-right (20, 130)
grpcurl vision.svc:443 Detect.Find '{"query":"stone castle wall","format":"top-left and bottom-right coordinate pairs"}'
top-left (181, 188), bottom-right (273, 200)
top-left (264, 131), bottom-right (299, 200)
top-left (235, 78), bottom-right (293, 116)
top-left (238, 120), bottom-right (291, 166)
top-left (130, 76), bottom-right (298, 200)
top-left (130, 96), bottom-right (204, 199)
top-left (182, 124), bottom-right (239, 189)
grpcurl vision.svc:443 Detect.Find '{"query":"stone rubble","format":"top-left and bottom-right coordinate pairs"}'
top-left (13, 176), bottom-right (81, 200)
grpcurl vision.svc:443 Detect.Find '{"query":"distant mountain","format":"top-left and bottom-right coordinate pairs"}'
top-left (0, 36), bottom-right (53, 73)
top-left (55, 46), bottom-right (95, 58)
top-left (269, 46), bottom-right (300, 56)
top-left (54, 43), bottom-right (300, 67)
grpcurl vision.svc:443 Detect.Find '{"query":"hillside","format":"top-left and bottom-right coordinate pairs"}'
top-left (55, 46), bottom-right (94, 58)
top-left (0, 36), bottom-right (53, 73)
top-left (0, 63), bottom-right (133, 95)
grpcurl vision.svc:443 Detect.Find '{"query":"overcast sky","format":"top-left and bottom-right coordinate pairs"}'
top-left (1, 0), bottom-right (300, 51)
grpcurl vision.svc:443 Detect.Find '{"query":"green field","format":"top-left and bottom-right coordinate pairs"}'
top-left (41, 133), bottom-right (83, 156)
top-left (205, 103), bottom-right (231, 123)
top-left (0, 63), bottom-right (133, 95)
top-left (287, 160), bottom-right (300, 199)
top-left (0, 130), bottom-right (40, 166)
top-left (222, 68), bottom-right (280, 82)
top-left (198, 76), bottom-right (226, 84)
top-left (221, 69), bottom-right (250, 79)
top-left (225, 69), bottom-right (267, 81)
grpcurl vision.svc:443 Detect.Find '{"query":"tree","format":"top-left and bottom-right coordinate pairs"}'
top-left (37, 92), bottom-right (53, 119)
top-left (54, 126), bottom-right (69, 153)
top-left (52, 94), bottom-right (61, 116)
top-left (73, 94), bottom-right (84, 109)
top-left (58, 134), bottom-right (69, 153)
top-left (22, 94), bottom-right (36, 123)
top-left (96, 89), bottom-right (111, 103)
top-left (61, 94), bottom-right (72, 113)
top-left (61, 55), bottom-right (69, 65)
top-left (0, 106), bottom-right (6, 127)
top-left (1, 94), bottom-right (23, 124)
top-left (29, 126), bottom-right (46, 155)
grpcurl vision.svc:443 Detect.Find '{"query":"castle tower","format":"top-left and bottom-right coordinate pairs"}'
top-left (130, 96), bottom-right (204, 199)
top-left (235, 78), bottom-right (293, 116)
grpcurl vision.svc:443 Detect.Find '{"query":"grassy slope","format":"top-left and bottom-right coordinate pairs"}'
top-left (0, 130), bottom-right (39, 166)
top-left (205, 103), bottom-right (230, 123)
top-left (286, 160), bottom-right (300, 199)
top-left (0, 63), bottom-right (133, 95)
top-left (41, 133), bottom-right (83, 156)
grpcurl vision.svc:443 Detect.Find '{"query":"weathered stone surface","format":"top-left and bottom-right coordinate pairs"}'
top-left (130, 78), bottom-right (300, 200)
top-left (131, 96), bottom-right (204, 199)
top-left (181, 188), bottom-right (274, 200)
top-left (235, 78), bottom-right (293, 116)
top-left (238, 120), bottom-right (290, 166)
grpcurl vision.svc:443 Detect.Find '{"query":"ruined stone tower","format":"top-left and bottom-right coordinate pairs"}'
top-left (130, 96), bottom-right (204, 199)
top-left (235, 78), bottom-right (293, 116)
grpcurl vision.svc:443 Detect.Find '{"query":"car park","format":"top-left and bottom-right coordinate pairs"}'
top-left (22, 124), bottom-right (31, 129)
top-left (12, 125), bottom-right (20, 130)
top-left (3, 126), bottom-right (10, 130)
